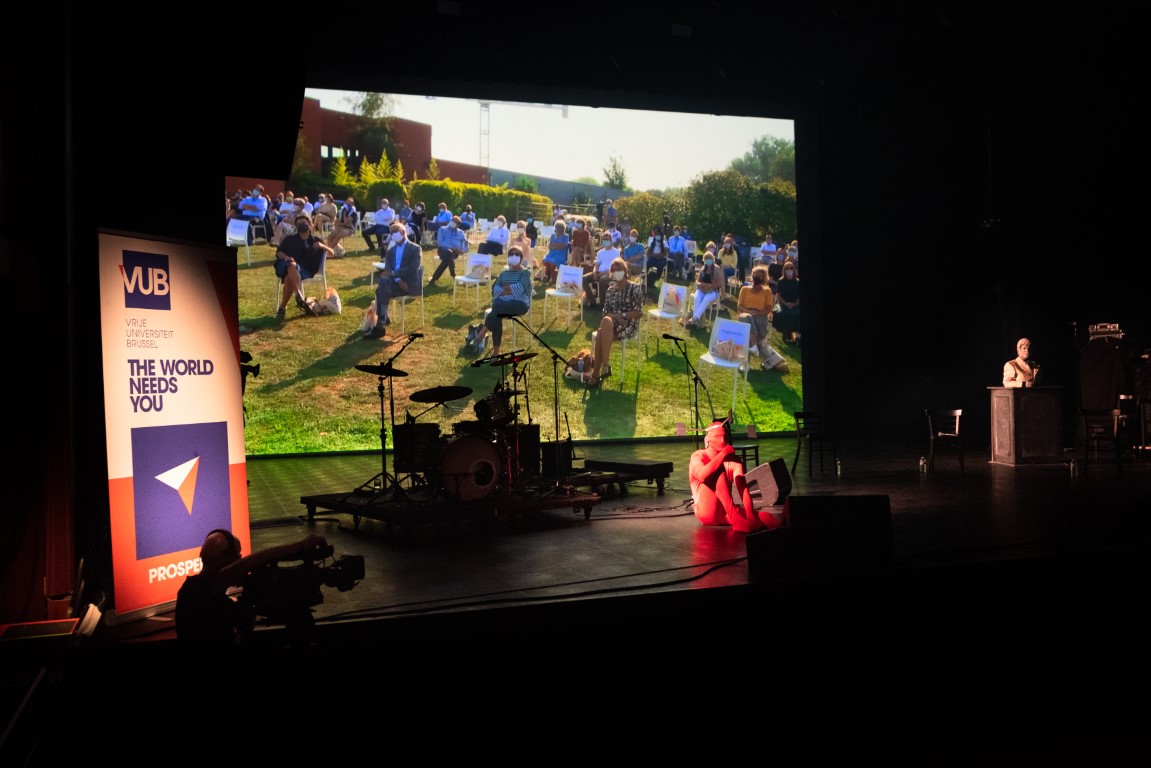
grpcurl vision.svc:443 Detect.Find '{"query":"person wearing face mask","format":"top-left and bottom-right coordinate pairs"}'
top-left (510, 221), bottom-right (534, 272)
top-left (684, 242), bottom-right (724, 328)
top-left (584, 235), bottom-right (621, 310)
top-left (622, 228), bottom-right (646, 276)
top-left (771, 259), bottom-right (801, 344)
top-left (541, 219), bottom-right (570, 284)
top-left (398, 199), bottom-right (413, 228)
top-left (784, 240), bottom-right (799, 265)
top-left (237, 185), bottom-right (269, 245)
top-left (269, 198), bottom-right (307, 247)
top-left (482, 215), bottom-right (510, 256)
top-left (468, 247), bottom-right (532, 356)
top-left (460, 204), bottom-right (477, 232)
top-left (524, 215), bottom-right (539, 250)
top-left (667, 226), bottom-right (689, 280)
top-left (427, 202), bottom-right (453, 238)
top-left (362, 198), bottom-right (395, 252)
top-left (586, 257), bottom-right (644, 388)
top-left (409, 202), bottom-right (428, 244)
top-left (718, 234), bottom-right (740, 285)
top-left (273, 215), bottom-right (332, 321)
top-left (327, 197), bottom-right (359, 256)
top-left (738, 265), bottom-right (790, 372)
top-left (569, 218), bottom-right (591, 265)
top-left (364, 223), bottom-right (422, 339)
top-left (429, 215), bottom-right (469, 285)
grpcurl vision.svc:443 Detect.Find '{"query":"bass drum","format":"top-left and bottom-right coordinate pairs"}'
top-left (430, 435), bottom-right (502, 501)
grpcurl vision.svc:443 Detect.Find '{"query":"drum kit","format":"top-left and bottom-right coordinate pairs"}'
top-left (355, 350), bottom-right (541, 503)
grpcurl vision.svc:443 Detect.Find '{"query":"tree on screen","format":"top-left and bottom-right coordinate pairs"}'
top-left (729, 135), bottom-right (795, 185)
top-left (603, 155), bottom-right (630, 192)
top-left (343, 91), bottom-right (399, 174)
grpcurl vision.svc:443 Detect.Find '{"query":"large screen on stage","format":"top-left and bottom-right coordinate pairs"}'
top-left (232, 88), bottom-right (802, 457)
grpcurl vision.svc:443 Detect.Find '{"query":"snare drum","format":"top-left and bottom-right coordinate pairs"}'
top-left (429, 434), bottom-right (502, 501)
top-left (474, 393), bottom-right (513, 425)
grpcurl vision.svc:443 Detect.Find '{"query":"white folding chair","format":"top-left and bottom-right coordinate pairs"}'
top-left (454, 253), bottom-right (492, 310)
top-left (226, 218), bottom-right (252, 265)
top-left (544, 264), bottom-right (583, 326)
top-left (699, 318), bottom-right (751, 414)
top-left (396, 264), bottom-right (424, 334)
top-left (642, 282), bottom-right (688, 354)
top-left (274, 250), bottom-right (328, 310)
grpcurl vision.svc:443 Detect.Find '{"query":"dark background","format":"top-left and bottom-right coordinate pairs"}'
top-left (1, 4), bottom-right (1145, 622)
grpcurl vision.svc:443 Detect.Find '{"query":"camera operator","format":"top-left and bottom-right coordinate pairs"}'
top-left (175, 529), bottom-right (329, 648)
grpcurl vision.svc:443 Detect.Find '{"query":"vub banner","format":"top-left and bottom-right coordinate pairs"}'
top-left (98, 232), bottom-right (249, 619)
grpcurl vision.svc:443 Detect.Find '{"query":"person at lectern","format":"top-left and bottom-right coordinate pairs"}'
top-left (1002, 337), bottom-right (1040, 388)
top-left (175, 529), bottom-right (329, 648)
top-left (689, 420), bottom-right (783, 534)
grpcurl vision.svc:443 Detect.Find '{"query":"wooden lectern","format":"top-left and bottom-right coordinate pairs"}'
top-left (988, 387), bottom-right (1065, 466)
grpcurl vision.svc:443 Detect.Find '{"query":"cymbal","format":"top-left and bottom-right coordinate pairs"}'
top-left (489, 352), bottom-right (538, 366)
top-left (411, 385), bottom-right (473, 403)
top-left (354, 363), bottom-right (409, 377)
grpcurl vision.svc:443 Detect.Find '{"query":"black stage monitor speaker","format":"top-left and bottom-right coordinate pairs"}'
top-left (541, 439), bottom-right (574, 478)
top-left (745, 458), bottom-right (792, 508)
top-left (746, 495), bottom-right (893, 582)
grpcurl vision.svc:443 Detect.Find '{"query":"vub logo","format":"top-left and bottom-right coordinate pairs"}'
top-left (132, 421), bottom-right (231, 560)
top-left (120, 250), bottom-right (171, 310)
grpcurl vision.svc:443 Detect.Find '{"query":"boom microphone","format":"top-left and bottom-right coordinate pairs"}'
top-left (662, 334), bottom-right (685, 341)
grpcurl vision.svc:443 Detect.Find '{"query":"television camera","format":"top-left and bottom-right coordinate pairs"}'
top-left (239, 543), bottom-right (364, 637)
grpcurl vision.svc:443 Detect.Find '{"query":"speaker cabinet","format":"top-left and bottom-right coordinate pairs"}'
top-left (745, 458), bottom-right (792, 507)
top-left (541, 439), bottom-right (574, 477)
top-left (746, 495), bottom-right (893, 581)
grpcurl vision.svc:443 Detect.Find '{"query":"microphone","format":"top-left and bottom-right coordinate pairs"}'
top-left (409, 333), bottom-right (424, 339)
top-left (662, 333), bottom-right (685, 341)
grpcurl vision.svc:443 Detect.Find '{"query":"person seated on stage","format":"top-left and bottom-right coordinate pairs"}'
top-left (429, 214), bottom-right (468, 285)
top-left (481, 215), bottom-right (510, 256)
top-left (583, 233), bottom-right (620, 310)
top-left (738, 265), bottom-right (789, 372)
top-left (363, 222), bottom-right (422, 339)
top-left (273, 215), bottom-right (332, 321)
top-left (469, 246), bottom-right (532, 356)
top-left (326, 196), bottom-right (359, 256)
top-left (1003, 337), bottom-right (1040, 388)
top-left (541, 219), bottom-right (570, 284)
top-left (175, 528), bottom-right (329, 648)
top-left (586, 257), bottom-right (644, 388)
top-left (689, 420), bottom-right (782, 534)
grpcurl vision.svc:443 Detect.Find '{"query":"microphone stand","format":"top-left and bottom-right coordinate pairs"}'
top-left (506, 314), bottom-right (568, 495)
top-left (670, 337), bottom-right (710, 452)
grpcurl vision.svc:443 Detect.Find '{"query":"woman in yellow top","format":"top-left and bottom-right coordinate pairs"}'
top-left (737, 265), bottom-right (789, 372)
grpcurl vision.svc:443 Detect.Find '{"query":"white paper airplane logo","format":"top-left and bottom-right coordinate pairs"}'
top-left (155, 455), bottom-right (200, 515)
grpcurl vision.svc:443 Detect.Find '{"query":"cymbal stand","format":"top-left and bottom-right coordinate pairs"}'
top-left (508, 315), bottom-right (569, 495)
top-left (358, 335), bottom-right (420, 499)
